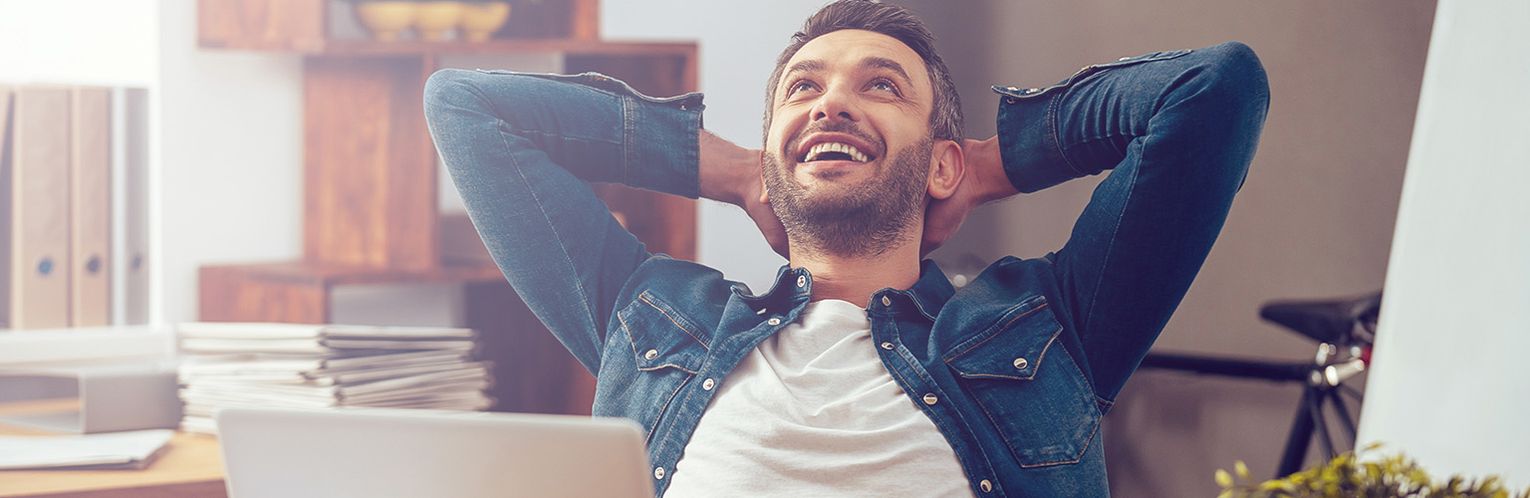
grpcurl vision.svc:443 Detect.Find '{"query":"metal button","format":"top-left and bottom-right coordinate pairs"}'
top-left (702, 378), bottom-right (716, 390)
top-left (1118, 56), bottom-right (1131, 61)
top-left (1013, 357), bottom-right (1029, 370)
top-left (767, 317), bottom-right (781, 326)
top-left (1020, 88), bottom-right (1036, 95)
top-left (980, 479), bottom-right (993, 492)
top-left (755, 307), bottom-right (768, 315)
top-left (880, 296), bottom-right (892, 306)
top-left (679, 104), bottom-right (687, 110)
top-left (796, 275), bottom-right (807, 288)
top-left (644, 349), bottom-right (658, 360)
top-left (653, 466), bottom-right (665, 479)
top-left (922, 393), bottom-right (939, 406)
top-left (1004, 97), bottom-right (1018, 104)
top-left (880, 342), bottom-right (895, 350)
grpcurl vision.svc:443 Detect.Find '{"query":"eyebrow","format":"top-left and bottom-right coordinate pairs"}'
top-left (782, 57), bottom-right (916, 89)
top-left (861, 56), bottom-right (915, 88)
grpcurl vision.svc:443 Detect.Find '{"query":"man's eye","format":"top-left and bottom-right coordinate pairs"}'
top-left (790, 81), bottom-right (818, 95)
top-left (869, 79), bottom-right (899, 94)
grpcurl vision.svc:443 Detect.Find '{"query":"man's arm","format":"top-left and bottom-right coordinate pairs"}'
top-left (424, 69), bottom-right (763, 373)
top-left (934, 42), bottom-right (1270, 407)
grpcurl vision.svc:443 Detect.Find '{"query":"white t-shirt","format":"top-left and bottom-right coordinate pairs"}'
top-left (663, 299), bottom-right (973, 497)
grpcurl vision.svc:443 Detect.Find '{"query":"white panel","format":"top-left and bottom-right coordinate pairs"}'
top-left (1359, 0), bottom-right (1530, 487)
top-left (0, 0), bottom-right (159, 87)
top-left (156, 1), bottom-right (304, 324)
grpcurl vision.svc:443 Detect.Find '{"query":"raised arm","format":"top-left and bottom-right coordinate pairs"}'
top-left (425, 69), bottom-right (779, 373)
top-left (423, 69), bottom-right (702, 373)
top-left (933, 42), bottom-right (1270, 407)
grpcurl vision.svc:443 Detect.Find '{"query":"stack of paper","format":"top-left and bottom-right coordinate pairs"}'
top-left (0, 429), bottom-right (173, 470)
top-left (175, 323), bottom-right (493, 434)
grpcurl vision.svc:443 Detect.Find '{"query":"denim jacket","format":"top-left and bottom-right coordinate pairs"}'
top-left (424, 41), bottom-right (1269, 497)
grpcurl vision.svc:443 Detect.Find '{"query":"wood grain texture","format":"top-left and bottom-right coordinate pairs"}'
top-left (303, 56), bottom-right (436, 270)
top-left (198, 265), bottom-right (329, 324)
top-left (570, 0), bottom-right (601, 40)
top-left (197, 0), bottom-right (326, 51)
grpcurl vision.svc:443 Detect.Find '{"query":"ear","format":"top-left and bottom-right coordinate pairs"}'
top-left (927, 139), bottom-right (965, 201)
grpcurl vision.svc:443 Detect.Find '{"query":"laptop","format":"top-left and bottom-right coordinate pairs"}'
top-left (216, 407), bottom-right (653, 498)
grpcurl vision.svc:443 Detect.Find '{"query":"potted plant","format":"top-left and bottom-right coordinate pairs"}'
top-left (1216, 444), bottom-right (1530, 498)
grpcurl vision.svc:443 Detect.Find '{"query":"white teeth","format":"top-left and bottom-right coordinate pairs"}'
top-left (804, 142), bottom-right (870, 162)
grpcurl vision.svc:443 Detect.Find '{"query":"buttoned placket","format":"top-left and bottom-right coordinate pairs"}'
top-left (869, 290), bottom-right (1004, 496)
top-left (648, 268), bottom-right (814, 494)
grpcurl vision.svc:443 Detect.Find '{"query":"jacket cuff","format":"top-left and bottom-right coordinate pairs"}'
top-left (993, 85), bottom-right (1078, 194)
top-left (624, 89), bottom-right (705, 199)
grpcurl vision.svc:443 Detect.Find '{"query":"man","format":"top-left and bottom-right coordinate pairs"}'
top-left (424, 1), bottom-right (1268, 496)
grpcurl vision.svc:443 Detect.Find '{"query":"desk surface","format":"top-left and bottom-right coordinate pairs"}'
top-left (0, 399), bottom-right (226, 498)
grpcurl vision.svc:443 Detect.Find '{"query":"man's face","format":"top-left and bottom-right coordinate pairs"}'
top-left (763, 29), bottom-right (937, 256)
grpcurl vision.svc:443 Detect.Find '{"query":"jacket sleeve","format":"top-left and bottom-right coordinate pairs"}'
top-left (989, 42), bottom-right (1270, 405)
top-left (423, 69), bottom-right (705, 374)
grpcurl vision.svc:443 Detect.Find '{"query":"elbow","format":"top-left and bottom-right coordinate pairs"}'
top-left (1197, 41), bottom-right (1271, 125)
top-left (423, 68), bottom-right (481, 128)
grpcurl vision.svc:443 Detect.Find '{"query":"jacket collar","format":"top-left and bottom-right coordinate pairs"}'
top-left (737, 260), bottom-right (954, 322)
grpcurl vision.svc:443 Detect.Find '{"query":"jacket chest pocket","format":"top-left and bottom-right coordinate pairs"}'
top-left (942, 296), bottom-right (1100, 468)
top-left (619, 290), bottom-right (709, 374)
top-left (608, 290), bottom-right (709, 441)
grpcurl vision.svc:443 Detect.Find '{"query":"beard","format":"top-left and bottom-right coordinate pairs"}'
top-left (762, 126), bottom-right (932, 259)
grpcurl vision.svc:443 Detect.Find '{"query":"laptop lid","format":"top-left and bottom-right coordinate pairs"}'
top-left (216, 407), bottom-right (652, 498)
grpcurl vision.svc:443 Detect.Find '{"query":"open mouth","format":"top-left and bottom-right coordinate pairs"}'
top-left (799, 141), bottom-right (876, 164)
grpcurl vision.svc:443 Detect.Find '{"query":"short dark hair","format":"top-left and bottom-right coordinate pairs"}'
top-left (764, 0), bottom-right (963, 142)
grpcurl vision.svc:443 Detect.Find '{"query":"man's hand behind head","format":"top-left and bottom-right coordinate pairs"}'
top-left (920, 136), bottom-right (1017, 257)
top-left (698, 131), bottom-right (789, 258)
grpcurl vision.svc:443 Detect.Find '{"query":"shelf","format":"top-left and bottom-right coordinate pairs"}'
top-left (198, 0), bottom-right (608, 56)
top-left (194, 0), bottom-right (684, 417)
top-left (202, 260), bottom-right (505, 288)
top-left (205, 37), bottom-right (697, 58)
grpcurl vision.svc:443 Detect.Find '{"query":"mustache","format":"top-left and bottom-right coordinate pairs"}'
top-left (785, 121), bottom-right (884, 161)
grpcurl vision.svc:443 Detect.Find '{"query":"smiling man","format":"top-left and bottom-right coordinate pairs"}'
top-left (424, 1), bottom-right (1268, 496)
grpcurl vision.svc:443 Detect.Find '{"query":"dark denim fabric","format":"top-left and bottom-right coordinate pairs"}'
top-left (424, 41), bottom-right (1269, 497)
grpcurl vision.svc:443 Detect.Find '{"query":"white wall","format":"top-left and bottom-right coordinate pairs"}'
top-left (0, 0), bottom-right (160, 88)
top-left (1358, 0), bottom-right (1530, 487)
top-left (156, 1), bottom-right (304, 324)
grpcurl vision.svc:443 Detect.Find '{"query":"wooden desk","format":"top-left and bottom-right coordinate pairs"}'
top-left (0, 400), bottom-right (225, 498)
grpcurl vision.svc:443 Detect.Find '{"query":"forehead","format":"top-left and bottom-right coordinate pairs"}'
top-left (786, 29), bottom-right (929, 87)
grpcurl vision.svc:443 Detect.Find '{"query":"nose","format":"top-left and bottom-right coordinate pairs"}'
top-left (809, 82), bottom-right (860, 125)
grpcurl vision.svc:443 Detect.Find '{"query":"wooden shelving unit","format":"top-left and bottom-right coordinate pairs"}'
top-left (195, 0), bottom-right (698, 415)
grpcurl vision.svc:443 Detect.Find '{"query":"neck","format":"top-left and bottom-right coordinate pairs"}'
top-left (788, 236), bottom-right (922, 308)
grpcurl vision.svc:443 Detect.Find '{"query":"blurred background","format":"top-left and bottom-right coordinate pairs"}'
top-left (3, 1), bottom-right (1525, 496)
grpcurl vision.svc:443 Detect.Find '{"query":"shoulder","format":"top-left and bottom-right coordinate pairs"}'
top-left (615, 256), bottom-right (741, 328)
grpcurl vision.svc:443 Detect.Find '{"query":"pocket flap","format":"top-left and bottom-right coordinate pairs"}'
top-left (617, 290), bottom-right (707, 373)
top-left (944, 296), bottom-right (1064, 381)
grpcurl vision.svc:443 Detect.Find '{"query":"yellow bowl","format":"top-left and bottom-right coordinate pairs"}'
top-left (354, 1), bottom-right (417, 42)
top-left (460, 2), bottom-right (512, 42)
top-left (414, 1), bottom-right (465, 42)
